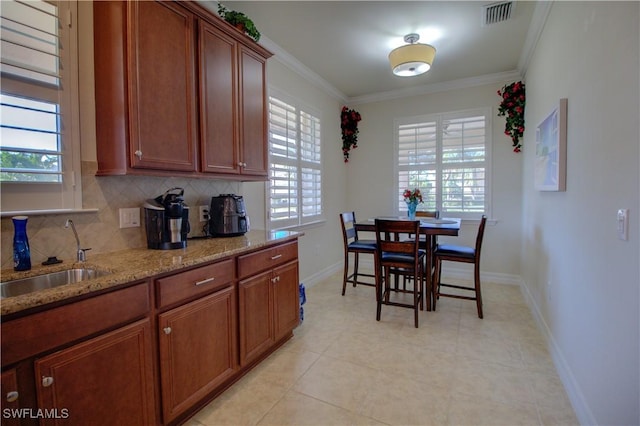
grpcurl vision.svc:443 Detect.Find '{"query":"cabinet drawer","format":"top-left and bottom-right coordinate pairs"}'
top-left (237, 241), bottom-right (298, 279)
top-left (1, 283), bottom-right (149, 367)
top-left (156, 259), bottom-right (234, 308)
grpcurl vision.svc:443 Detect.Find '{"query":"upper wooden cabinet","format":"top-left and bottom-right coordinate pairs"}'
top-left (93, 1), bottom-right (272, 180)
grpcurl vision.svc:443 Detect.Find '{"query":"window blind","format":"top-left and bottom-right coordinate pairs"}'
top-left (268, 95), bottom-right (322, 229)
top-left (1, 0), bottom-right (63, 183)
top-left (396, 109), bottom-right (490, 218)
top-left (0, 0), bottom-right (81, 212)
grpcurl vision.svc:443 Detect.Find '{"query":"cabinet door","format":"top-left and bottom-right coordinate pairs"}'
top-left (238, 46), bottom-right (268, 177)
top-left (158, 286), bottom-right (238, 423)
top-left (239, 270), bottom-right (274, 366)
top-left (273, 261), bottom-right (300, 340)
top-left (199, 20), bottom-right (240, 175)
top-left (128, 0), bottom-right (197, 172)
top-left (1, 369), bottom-right (20, 426)
top-left (34, 319), bottom-right (156, 426)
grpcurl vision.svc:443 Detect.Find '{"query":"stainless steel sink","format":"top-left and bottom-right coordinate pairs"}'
top-left (0, 268), bottom-right (111, 299)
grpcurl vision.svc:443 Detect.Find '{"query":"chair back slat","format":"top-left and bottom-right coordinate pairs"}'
top-left (340, 211), bottom-right (358, 244)
top-left (375, 219), bottom-right (420, 257)
top-left (416, 210), bottom-right (439, 218)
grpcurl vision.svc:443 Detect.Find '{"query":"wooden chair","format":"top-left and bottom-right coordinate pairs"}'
top-left (400, 210), bottom-right (439, 290)
top-left (340, 212), bottom-right (377, 296)
top-left (432, 215), bottom-right (487, 318)
top-left (375, 219), bottom-right (426, 328)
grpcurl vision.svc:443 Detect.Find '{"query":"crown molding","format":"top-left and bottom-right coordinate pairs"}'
top-left (260, 36), bottom-right (349, 102)
top-left (518, 0), bottom-right (554, 78)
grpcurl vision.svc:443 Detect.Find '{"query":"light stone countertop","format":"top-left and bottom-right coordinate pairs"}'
top-left (0, 230), bottom-right (301, 316)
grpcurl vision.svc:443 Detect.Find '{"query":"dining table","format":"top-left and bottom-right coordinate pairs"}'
top-left (354, 216), bottom-right (461, 311)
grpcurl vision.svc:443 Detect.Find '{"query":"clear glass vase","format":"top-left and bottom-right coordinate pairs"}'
top-left (406, 201), bottom-right (418, 220)
top-left (12, 215), bottom-right (31, 271)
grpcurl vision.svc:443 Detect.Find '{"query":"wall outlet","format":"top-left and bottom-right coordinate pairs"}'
top-left (617, 208), bottom-right (629, 241)
top-left (199, 205), bottom-right (209, 222)
top-left (119, 208), bottom-right (140, 228)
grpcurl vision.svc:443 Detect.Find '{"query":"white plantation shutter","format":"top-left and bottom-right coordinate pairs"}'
top-left (268, 94), bottom-right (322, 229)
top-left (396, 108), bottom-right (490, 219)
top-left (1, 0), bottom-right (81, 211)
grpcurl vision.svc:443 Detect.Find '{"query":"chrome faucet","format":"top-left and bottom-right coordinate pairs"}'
top-left (65, 219), bottom-right (90, 262)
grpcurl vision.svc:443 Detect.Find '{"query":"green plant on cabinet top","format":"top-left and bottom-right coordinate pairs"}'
top-left (217, 3), bottom-right (261, 42)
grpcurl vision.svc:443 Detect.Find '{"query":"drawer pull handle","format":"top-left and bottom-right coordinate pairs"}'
top-left (6, 391), bottom-right (18, 402)
top-left (195, 277), bottom-right (215, 286)
top-left (270, 254), bottom-right (282, 260)
top-left (163, 327), bottom-right (172, 335)
top-left (42, 376), bottom-right (54, 387)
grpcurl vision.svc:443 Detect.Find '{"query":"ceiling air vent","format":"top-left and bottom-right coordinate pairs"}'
top-left (482, 1), bottom-right (514, 26)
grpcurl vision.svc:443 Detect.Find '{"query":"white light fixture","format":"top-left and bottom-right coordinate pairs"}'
top-left (388, 33), bottom-right (436, 77)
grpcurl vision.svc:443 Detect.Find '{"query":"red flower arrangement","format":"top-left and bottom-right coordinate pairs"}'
top-left (341, 106), bottom-right (362, 162)
top-left (497, 81), bottom-right (526, 153)
top-left (403, 188), bottom-right (423, 204)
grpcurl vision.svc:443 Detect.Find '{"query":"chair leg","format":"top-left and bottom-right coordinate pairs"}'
top-left (342, 251), bottom-right (349, 296)
top-left (376, 266), bottom-right (386, 321)
top-left (432, 258), bottom-right (441, 311)
top-left (353, 252), bottom-right (360, 287)
top-left (475, 263), bottom-right (483, 319)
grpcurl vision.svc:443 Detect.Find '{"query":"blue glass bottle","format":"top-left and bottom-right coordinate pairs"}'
top-left (12, 215), bottom-right (31, 271)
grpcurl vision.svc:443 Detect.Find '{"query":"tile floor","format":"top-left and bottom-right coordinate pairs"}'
top-left (186, 272), bottom-right (579, 426)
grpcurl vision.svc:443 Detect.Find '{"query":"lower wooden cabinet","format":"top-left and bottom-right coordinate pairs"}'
top-left (1, 238), bottom-right (300, 426)
top-left (158, 285), bottom-right (238, 423)
top-left (272, 261), bottom-right (301, 341)
top-left (33, 319), bottom-right (156, 425)
top-left (239, 260), bottom-right (299, 366)
top-left (1, 369), bottom-right (20, 426)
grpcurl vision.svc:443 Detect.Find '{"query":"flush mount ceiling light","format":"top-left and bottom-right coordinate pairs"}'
top-left (388, 33), bottom-right (436, 77)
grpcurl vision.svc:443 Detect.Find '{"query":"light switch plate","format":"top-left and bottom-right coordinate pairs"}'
top-left (617, 208), bottom-right (629, 241)
top-left (119, 208), bottom-right (140, 228)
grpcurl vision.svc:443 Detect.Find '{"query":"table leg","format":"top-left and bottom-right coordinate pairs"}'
top-left (425, 236), bottom-right (434, 311)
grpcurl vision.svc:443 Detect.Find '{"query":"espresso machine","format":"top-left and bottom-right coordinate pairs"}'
top-left (143, 187), bottom-right (190, 249)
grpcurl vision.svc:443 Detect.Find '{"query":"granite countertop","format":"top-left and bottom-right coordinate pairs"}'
top-left (0, 230), bottom-right (301, 316)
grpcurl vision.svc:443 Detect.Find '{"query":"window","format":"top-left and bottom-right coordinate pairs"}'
top-left (396, 108), bottom-right (491, 219)
top-left (0, 0), bottom-right (81, 212)
top-left (268, 94), bottom-right (322, 229)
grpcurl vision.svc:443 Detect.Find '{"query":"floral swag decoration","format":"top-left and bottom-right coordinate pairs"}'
top-left (497, 81), bottom-right (526, 153)
top-left (341, 106), bottom-right (362, 162)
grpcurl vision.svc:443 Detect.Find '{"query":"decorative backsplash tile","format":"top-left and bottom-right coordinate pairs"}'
top-left (1, 162), bottom-right (241, 269)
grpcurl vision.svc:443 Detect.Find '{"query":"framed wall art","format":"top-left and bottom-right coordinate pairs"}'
top-left (535, 98), bottom-right (567, 191)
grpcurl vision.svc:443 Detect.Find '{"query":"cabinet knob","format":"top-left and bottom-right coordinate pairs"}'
top-left (271, 275), bottom-right (280, 283)
top-left (42, 376), bottom-right (54, 387)
top-left (6, 391), bottom-right (18, 403)
top-left (163, 327), bottom-right (172, 335)
top-left (135, 150), bottom-right (143, 159)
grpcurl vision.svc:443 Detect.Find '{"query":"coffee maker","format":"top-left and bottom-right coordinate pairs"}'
top-left (143, 187), bottom-right (190, 250)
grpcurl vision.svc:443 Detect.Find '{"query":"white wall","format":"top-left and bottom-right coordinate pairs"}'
top-left (258, 60), bottom-right (347, 283)
top-left (347, 84), bottom-right (524, 279)
top-left (521, 2), bottom-right (639, 424)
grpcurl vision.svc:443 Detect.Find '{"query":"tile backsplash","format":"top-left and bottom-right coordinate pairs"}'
top-left (1, 161), bottom-right (242, 270)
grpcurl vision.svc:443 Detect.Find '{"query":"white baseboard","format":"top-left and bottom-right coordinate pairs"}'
top-left (299, 262), bottom-right (343, 289)
top-left (337, 258), bottom-right (521, 286)
top-left (519, 280), bottom-right (596, 425)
